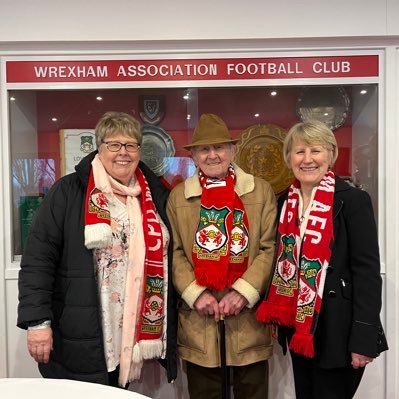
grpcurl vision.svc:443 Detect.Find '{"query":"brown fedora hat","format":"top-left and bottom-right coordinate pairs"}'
top-left (184, 113), bottom-right (238, 149)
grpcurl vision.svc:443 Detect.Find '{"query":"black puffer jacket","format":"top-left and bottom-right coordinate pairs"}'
top-left (17, 151), bottom-right (177, 384)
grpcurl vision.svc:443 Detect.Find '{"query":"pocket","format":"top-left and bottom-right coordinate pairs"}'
top-left (340, 278), bottom-right (353, 300)
top-left (234, 308), bottom-right (272, 353)
top-left (177, 307), bottom-right (207, 354)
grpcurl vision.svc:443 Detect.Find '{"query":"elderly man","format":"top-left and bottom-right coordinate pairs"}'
top-left (167, 114), bottom-right (277, 399)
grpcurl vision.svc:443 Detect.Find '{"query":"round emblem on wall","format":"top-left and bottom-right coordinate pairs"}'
top-left (235, 124), bottom-right (293, 195)
top-left (141, 125), bottom-right (175, 176)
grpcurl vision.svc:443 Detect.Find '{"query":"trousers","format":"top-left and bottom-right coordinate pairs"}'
top-left (291, 351), bottom-right (365, 399)
top-left (186, 360), bottom-right (268, 399)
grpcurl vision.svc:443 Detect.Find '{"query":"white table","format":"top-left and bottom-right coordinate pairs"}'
top-left (0, 378), bottom-right (151, 399)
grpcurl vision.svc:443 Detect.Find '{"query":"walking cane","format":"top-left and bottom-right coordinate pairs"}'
top-left (219, 315), bottom-right (230, 399)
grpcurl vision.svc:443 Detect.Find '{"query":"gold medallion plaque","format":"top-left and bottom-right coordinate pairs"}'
top-left (235, 124), bottom-right (293, 195)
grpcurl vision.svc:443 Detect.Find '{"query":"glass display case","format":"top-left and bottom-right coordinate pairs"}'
top-left (8, 83), bottom-right (378, 257)
top-left (4, 53), bottom-right (381, 259)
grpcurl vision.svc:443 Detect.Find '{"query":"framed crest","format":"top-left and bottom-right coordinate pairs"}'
top-left (60, 129), bottom-right (96, 176)
top-left (139, 95), bottom-right (165, 125)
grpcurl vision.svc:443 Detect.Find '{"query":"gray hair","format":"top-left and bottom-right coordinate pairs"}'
top-left (95, 111), bottom-right (142, 148)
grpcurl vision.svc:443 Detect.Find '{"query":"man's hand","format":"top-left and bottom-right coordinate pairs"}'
top-left (219, 290), bottom-right (248, 317)
top-left (194, 290), bottom-right (221, 321)
top-left (27, 328), bottom-right (53, 364)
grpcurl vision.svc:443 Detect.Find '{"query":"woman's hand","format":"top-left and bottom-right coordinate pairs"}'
top-left (219, 290), bottom-right (248, 317)
top-left (27, 328), bottom-right (53, 364)
top-left (351, 352), bottom-right (374, 369)
top-left (194, 290), bottom-right (220, 321)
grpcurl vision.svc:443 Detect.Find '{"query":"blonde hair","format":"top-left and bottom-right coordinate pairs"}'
top-left (95, 111), bottom-right (142, 147)
top-left (283, 120), bottom-right (338, 167)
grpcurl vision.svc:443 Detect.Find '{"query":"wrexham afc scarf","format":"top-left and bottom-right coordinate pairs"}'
top-left (257, 171), bottom-right (335, 357)
top-left (192, 165), bottom-right (249, 291)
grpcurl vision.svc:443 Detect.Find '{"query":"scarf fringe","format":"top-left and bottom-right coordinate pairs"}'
top-left (84, 223), bottom-right (112, 249)
top-left (289, 332), bottom-right (315, 358)
top-left (195, 268), bottom-right (227, 291)
top-left (132, 341), bottom-right (163, 362)
top-left (256, 302), bottom-right (296, 326)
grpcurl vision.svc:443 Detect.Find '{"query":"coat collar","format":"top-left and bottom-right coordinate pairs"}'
top-left (333, 175), bottom-right (351, 218)
top-left (334, 175), bottom-right (351, 193)
top-left (184, 163), bottom-right (255, 199)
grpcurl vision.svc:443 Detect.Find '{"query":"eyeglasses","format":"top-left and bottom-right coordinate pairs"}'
top-left (102, 141), bottom-right (140, 153)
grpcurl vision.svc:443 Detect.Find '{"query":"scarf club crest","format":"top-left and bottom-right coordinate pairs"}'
top-left (274, 234), bottom-right (297, 296)
top-left (230, 209), bottom-right (249, 258)
top-left (142, 275), bottom-right (164, 334)
top-left (194, 206), bottom-right (229, 256)
top-left (88, 187), bottom-right (110, 221)
top-left (297, 257), bottom-right (323, 321)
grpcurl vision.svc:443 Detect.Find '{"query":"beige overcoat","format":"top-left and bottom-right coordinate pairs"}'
top-left (166, 164), bottom-right (277, 367)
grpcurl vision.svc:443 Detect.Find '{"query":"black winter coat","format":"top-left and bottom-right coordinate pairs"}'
top-left (17, 151), bottom-right (177, 384)
top-left (278, 176), bottom-right (388, 368)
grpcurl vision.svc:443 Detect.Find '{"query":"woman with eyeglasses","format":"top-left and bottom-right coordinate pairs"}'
top-left (17, 111), bottom-right (177, 390)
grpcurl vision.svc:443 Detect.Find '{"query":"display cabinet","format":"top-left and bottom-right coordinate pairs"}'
top-left (3, 52), bottom-right (381, 260)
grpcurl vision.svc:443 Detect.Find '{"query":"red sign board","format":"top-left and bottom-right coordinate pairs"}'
top-left (6, 55), bottom-right (378, 83)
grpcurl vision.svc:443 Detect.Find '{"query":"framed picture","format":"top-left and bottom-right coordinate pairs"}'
top-left (60, 129), bottom-right (96, 176)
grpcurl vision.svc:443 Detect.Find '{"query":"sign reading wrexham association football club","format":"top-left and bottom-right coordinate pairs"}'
top-left (6, 55), bottom-right (379, 83)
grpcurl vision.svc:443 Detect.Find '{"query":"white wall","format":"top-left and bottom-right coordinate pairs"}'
top-left (0, 0), bottom-right (398, 43)
top-left (6, 280), bottom-right (41, 378)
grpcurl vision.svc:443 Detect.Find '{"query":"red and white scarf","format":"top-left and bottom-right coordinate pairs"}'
top-left (257, 171), bottom-right (335, 357)
top-left (85, 155), bottom-right (166, 384)
top-left (192, 165), bottom-right (250, 291)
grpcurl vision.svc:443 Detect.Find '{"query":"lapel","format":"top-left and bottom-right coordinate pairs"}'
top-left (333, 175), bottom-right (351, 219)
